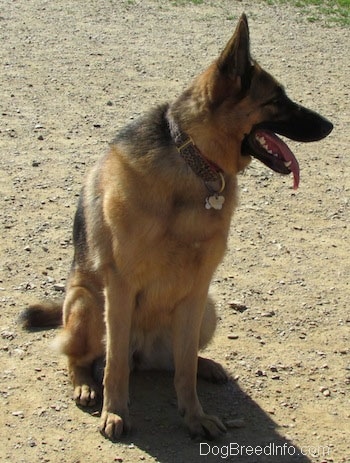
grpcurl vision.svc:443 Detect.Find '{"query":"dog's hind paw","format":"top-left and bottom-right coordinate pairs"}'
top-left (187, 413), bottom-right (227, 440)
top-left (197, 356), bottom-right (228, 384)
top-left (74, 384), bottom-right (98, 407)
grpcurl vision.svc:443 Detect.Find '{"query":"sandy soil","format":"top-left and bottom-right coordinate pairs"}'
top-left (1, 1), bottom-right (349, 462)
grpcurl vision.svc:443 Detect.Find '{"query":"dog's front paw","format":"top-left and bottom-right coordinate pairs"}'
top-left (99, 410), bottom-right (131, 441)
top-left (186, 413), bottom-right (227, 440)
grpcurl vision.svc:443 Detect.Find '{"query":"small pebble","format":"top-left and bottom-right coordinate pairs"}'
top-left (1, 331), bottom-right (16, 340)
top-left (261, 311), bottom-right (275, 318)
top-left (226, 418), bottom-right (245, 428)
top-left (322, 389), bottom-right (331, 397)
top-left (28, 438), bottom-right (37, 447)
top-left (229, 302), bottom-right (248, 313)
top-left (54, 284), bottom-right (65, 292)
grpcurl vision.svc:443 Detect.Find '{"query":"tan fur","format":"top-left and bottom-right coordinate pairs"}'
top-left (22, 13), bottom-right (333, 441)
top-left (62, 16), bottom-right (254, 438)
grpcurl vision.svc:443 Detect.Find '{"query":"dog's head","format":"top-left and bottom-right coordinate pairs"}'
top-left (194, 14), bottom-right (333, 187)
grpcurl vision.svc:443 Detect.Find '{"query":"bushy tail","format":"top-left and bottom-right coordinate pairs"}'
top-left (20, 301), bottom-right (63, 329)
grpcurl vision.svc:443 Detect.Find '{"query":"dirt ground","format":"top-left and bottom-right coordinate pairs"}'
top-left (1, 1), bottom-right (349, 462)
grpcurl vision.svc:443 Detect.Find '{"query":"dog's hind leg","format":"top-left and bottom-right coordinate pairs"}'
top-left (55, 269), bottom-right (105, 406)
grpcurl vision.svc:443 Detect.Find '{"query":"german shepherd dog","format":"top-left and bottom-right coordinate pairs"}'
top-left (22, 14), bottom-right (332, 440)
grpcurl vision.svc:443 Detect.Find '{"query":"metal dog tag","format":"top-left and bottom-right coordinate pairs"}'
top-left (205, 194), bottom-right (225, 210)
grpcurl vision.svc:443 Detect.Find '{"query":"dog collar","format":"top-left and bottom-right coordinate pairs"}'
top-left (166, 110), bottom-right (222, 183)
top-left (166, 110), bottom-right (225, 210)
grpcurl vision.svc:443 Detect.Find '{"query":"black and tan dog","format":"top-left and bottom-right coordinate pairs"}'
top-left (22, 14), bottom-right (332, 440)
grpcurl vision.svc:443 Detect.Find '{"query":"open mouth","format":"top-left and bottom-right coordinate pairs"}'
top-left (242, 128), bottom-right (300, 190)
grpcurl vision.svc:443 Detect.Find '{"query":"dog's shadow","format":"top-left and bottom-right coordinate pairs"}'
top-left (87, 369), bottom-right (311, 463)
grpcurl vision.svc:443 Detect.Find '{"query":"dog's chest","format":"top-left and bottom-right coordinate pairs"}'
top-left (130, 232), bottom-right (226, 321)
top-left (129, 206), bottom-right (228, 290)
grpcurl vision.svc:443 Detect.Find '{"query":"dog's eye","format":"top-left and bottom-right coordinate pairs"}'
top-left (262, 97), bottom-right (281, 107)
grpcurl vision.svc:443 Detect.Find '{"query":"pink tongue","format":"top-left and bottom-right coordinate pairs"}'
top-left (257, 130), bottom-right (300, 190)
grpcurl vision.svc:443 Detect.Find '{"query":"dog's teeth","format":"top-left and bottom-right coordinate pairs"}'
top-left (256, 135), bottom-right (267, 147)
top-left (267, 149), bottom-right (273, 154)
top-left (273, 153), bottom-right (279, 158)
top-left (284, 160), bottom-right (292, 168)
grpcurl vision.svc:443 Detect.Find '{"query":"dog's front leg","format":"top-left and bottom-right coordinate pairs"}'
top-left (99, 266), bottom-right (133, 441)
top-left (172, 292), bottom-right (227, 440)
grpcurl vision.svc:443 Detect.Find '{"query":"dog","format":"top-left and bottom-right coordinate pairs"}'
top-left (21, 14), bottom-right (333, 441)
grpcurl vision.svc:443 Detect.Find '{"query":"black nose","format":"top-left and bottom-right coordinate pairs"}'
top-left (320, 118), bottom-right (333, 138)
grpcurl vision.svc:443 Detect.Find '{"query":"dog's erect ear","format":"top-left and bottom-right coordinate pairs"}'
top-left (217, 13), bottom-right (251, 80)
